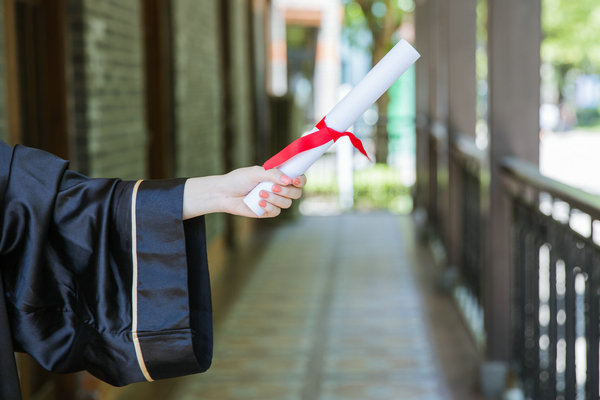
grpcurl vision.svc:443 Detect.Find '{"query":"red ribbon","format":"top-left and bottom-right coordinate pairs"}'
top-left (263, 117), bottom-right (371, 170)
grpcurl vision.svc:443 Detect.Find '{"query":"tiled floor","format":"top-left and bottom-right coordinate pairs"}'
top-left (171, 213), bottom-right (480, 400)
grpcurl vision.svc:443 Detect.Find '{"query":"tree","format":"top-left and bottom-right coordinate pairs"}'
top-left (542, 0), bottom-right (600, 109)
top-left (542, 0), bottom-right (600, 72)
top-left (343, 0), bottom-right (412, 163)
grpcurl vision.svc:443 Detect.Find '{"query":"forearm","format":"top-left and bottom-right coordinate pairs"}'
top-left (182, 176), bottom-right (226, 220)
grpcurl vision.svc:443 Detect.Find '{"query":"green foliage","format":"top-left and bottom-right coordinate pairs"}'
top-left (343, 2), bottom-right (370, 48)
top-left (475, 0), bottom-right (488, 121)
top-left (475, 0), bottom-right (488, 82)
top-left (576, 107), bottom-right (600, 127)
top-left (303, 163), bottom-right (412, 213)
top-left (342, 0), bottom-right (413, 54)
top-left (354, 164), bottom-right (412, 213)
top-left (304, 170), bottom-right (339, 196)
top-left (345, 1), bottom-right (367, 28)
top-left (542, 0), bottom-right (600, 72)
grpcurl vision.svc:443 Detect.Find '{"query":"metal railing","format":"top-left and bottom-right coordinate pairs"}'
top-left (502, 157), bottom-right (600, 400)
top-left (454, 135), bottom-right (487, 304)
top-left (421, 123), bottom-right (600, 398)
top-left (452, 135), bottom-right (487, 346)
top-left (428, 122), bottom-right (448, 229)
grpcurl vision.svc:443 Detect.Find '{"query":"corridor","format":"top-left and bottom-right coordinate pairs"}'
top-left (172, 213), bottom-right (479, 400)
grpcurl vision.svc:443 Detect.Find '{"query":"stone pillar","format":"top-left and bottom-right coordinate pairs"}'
top-left (313, 2), bottom-right (341, 118)
top-left (269, 1), bottom-right (287, 96)
top-left (484, 0), bottom-right (540, 389)
top-left (448, 0), bottom-right (476, 138)
top-left (447, 0), bottom-right (477, 266)
top-left (413, 0), bottom-right (430, 220)
top-left (430, 0), bottom-right (448, 125)
top-left (0, 4), bottom-right (9, 144)
top-left (435, 0), bottom-right (450, 251)
top-left (426, 0), bottom-right (449, 248)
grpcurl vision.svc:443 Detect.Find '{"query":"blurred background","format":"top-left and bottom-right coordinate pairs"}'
top-left (5, 0), bottom-right (600, 399)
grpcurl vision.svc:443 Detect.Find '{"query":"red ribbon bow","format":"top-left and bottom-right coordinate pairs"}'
top-left (263, 117), bottom-right (371, 170)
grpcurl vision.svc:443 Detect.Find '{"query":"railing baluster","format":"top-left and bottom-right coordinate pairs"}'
top-left (548, 216), bottom-right (559, 400)
top-left (564, 225), bottom-right (576, 400)
top-left (454, 144), bottom-right (486, 345)
top-left (513, 200), bottom-right (528, 390)
top-left (585, 240), bottom-right (599, 400)
top-left (524, 202), bottom-right (538, 394)
top-left (532, 211), bottom-right (544, 400)
top-left (540, 221), bottom-right (552, 398)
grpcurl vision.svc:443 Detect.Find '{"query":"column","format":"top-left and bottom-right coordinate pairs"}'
top-left (446, 0), bottom-right (477, 266)
top-left (269, 1), bottom-right (287, 96)
top-left (413, 0), bottom-right (430, 219)
top-left (485, 0), bottom-right (540, 371)
top-left (427, 0), bottom-right (449, 247)
top-left (313, 2), bottom-right (341, 117)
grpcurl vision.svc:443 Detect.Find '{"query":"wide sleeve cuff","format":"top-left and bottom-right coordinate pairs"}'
top-left (132, 179), bottom-right (213, 381)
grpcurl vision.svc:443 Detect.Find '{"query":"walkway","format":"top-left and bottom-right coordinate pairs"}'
top-left (171, 213), bottom-right (479, 400)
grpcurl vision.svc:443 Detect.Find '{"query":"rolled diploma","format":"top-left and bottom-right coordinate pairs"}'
top-left (244, 39), bottom-right (420, 216)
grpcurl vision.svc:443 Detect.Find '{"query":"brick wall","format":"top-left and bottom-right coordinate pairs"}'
top-left (65, 0), bottom-right (256, 242)
top-left (172, 0), bottom-right (223, 178)
top-left (67, 0), bottom-right (147, 179)
top-left (228, 0), bottom-right (254, 169)
top-left (0, 7), bottom-right (7, 143)
top-left (172, 0), bottom-right (225, 240)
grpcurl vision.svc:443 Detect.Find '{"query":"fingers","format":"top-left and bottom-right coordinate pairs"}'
top-left (263, 168), bottom-right (306, 188)
top-left (292, 175), bottom-right (307, 188)
top-left (257, 198), bottom-right (281, 218)
top-left (271, 183), bottom-right (302, 200)
top-left (259, 190), bottom-right (293, 210)
top-left (262, 168), bottom-right (291, 185)
top-left (246, 167), bottom-right (308, 218)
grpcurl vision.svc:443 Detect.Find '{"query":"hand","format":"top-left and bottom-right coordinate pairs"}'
top-left (182, 166), bottom-right (307, 219)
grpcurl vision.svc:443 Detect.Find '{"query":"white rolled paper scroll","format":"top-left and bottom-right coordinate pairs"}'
top-left (244, 39), bottom-right (420, 216)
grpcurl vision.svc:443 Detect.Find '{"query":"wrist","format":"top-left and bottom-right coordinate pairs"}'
top-left (182, 176), bottom-right (226, 219)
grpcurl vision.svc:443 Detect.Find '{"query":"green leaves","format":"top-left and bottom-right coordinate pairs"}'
top-left (542, 0), bottom-right (600, 72)
top-left (343, 0), bottom-right (407, 55)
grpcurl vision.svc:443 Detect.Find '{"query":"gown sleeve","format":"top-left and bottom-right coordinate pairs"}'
top-left (0, 141), bottom-right (213, 386)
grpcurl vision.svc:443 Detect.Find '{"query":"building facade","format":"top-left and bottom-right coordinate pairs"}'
top-left (1, 0), bottom-right (278, 398)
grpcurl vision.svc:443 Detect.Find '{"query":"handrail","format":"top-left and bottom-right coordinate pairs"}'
top-left (429, 121), bottom-right (448, 141)
top-left (501, 156), bottom-right (600, 218)
top-left (505, 155), bottom-right (600, 399)
top-left (453, 134), bottom-right (485, 165)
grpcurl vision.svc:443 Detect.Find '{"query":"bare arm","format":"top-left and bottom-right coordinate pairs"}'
top-left (182, 166), bottom-right (307, 220)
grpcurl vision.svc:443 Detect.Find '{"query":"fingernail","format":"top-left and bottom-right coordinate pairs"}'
top-left (293, 178), bottom-right (301, 186)
top-left (259, 200), bottom-right (267, 208)
top-left (280, 175), bottom-right (292, 185)
top-left (272, 184), bottom-right (282, 193)
top-left (260, 190), bottom-right (269, 199)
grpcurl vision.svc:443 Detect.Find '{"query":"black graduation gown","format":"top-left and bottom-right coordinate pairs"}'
top-left (0, 141), bottom-right (213, 399)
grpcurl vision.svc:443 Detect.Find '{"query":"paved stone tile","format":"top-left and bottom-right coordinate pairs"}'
top-left (172, 213), bottom-right (452, 400)
top-left (205, 353), bottom-right (308, 380)
top-left (219, 318), bottom-right (316, 337)
top-left (319, 380), bottom-right (443, 400)
top-left (175, 379), bottom-right (304, 400)
top-left (322, 351), bottom-right (436, 375)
